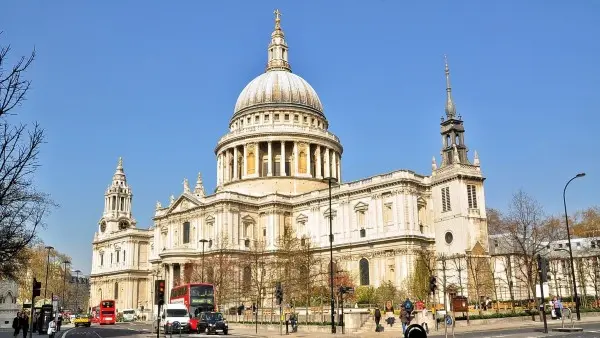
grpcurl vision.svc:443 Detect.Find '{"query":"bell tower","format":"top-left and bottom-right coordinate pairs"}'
top-left (431, 56), bottom-right (488, 256)
top-left (98, 157), bottom-right (136, 235)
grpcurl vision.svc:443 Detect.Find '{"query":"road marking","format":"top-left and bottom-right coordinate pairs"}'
top-left (61, 327), bottom-right (76, 338)
top-left (93, 330), bottom-right (102, 338)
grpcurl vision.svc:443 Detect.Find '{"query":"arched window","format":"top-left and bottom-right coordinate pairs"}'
top-left (359, 258), bottom-right (370, 286)
top-left (243, 266), bottom-right (251, 292)
top-left (114, 282), bottom-right (119, 299)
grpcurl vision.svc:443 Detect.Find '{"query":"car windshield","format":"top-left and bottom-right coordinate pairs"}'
top-left (166, 309), bottom-right (188, 317)
top-left (204, 313), bottom-right (223, 321)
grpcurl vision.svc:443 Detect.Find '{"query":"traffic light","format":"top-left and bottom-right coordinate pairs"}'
top-left (155, 279), bottom-right (165, 305)
top-left (538, 256), bottom-right (550, 283)
top-left (429, 276), bottom-right (437, 294)
top-left (275, 282), bottom-right (283, 305)
top-left (32, 278), bottom-right (41, 297)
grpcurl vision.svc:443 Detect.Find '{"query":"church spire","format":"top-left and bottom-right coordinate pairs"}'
top-left (444, 55), bottom-right (457, 119)
top-left (194, 172), bottom-right (205, 197)
top-left (266, 9), bottom-right (291, 72)
top-left (112, 157), bottom-right (126, 184)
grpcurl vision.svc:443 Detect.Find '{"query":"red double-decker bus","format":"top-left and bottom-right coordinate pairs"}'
top-left (98, 300), bottom-right (116, 325)
top-left (170, 283), bottom-right (216, 317)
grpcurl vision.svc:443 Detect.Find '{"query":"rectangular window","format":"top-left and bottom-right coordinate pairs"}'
top-left (247, 117), bottom-right (251, 124)
top-left (265, 114), bottom-right (270, 121)
top-left (123, 250), bottom-right (126, 263)
top-left (274, 114), bottom-right (280, 121)
top-left (304, 116), bottom-right (308, 123)
top-left (284, 114), bottom-right (290, 121)
top-left (467, 184), bottom-right (478, 209)
top-left (441, 187), bottom-right (451, 212)
top-left (357, 211), bottom-right (365, 227)
top-left (120, 197), bottom-right (125, 211)
top-left (263, 227), bottom-right (267, 237)
top-left (255, 115), bottom-right (260, 123)
top-left (116, 251), bottom-right (120, 263)
top-left (100, 253), bottom-right (104, 266)
top-left (183, 222), bottom-right (190, 244)
top-left (110, 253), bottom-right (113, 264)
top-left (294, 115), bottom-right (299, 122)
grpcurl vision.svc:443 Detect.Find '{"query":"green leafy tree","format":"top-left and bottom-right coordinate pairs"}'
top-left (355, 286), bottom-right (376, 305)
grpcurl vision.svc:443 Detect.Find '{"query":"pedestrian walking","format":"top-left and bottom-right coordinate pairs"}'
top-left (12, 312), bottom-right (21, 338)
top-left (56, 315), bottom-right (62, 332)
top-left (374, 307), bottom-right (382, 332)
top-left (20, 313), bottom-right (29, 338)
top-left (47, 318), bottom-right (56, 338)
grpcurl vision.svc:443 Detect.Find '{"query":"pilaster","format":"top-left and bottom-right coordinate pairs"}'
top-left (233, 147), bottom-right (239, 180)
top-left (267, 141), bottom-right (273, 176)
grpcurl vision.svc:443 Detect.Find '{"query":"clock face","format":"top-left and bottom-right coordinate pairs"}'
top-left (100, 222), bottom-right (106, 232)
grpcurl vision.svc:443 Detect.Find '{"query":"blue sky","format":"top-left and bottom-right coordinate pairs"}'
top-left (2, 1), bottom-right (598, 274)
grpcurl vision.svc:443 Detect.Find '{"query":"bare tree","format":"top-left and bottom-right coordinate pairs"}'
top-left (466, 251), bottom-right (493, 315)
top-left (243, 240), bottom-right (270, 319)
top-left (584, 255), bottom-right (600, 305)
top-left (495, 190), bottom-right (558, 305)
top-left (0, 34), bottom-right (54, 279)
top-left (297, 237), bottom-right (324, 324)
top-left (437, 254), bottom-right (451, 311)
top-left (189, 234), bottom-right (235, 308)
top-left (450, 254), bottom-right (467, 296)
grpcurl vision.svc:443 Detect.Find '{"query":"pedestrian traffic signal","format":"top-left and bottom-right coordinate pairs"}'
top-left (32, 278), bottom-right (42, 297)
top-left (275, 282), bottom-right (283, 305)
top-left (155, 279), bottom-right (165, 305)
top-left (429, 276), bottom-right (437, 294)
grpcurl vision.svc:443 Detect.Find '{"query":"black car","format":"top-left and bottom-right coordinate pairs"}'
top-left (197, 311), bottom-right (228, 335)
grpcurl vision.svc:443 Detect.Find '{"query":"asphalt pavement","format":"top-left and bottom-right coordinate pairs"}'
top-left (2, 320), bottom-right (596, 338)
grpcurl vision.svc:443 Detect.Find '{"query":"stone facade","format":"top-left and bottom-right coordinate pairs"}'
top-left (0, 280), bottom-right (19, 328)
top-left (89, 11), bottom-right (489, 316)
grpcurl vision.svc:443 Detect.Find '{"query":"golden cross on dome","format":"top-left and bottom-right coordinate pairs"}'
top-left (274, 9), bottom-right (281, 28)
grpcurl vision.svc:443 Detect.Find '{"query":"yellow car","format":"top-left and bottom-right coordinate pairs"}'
top-left (73, 315), bottom-right (92, 327)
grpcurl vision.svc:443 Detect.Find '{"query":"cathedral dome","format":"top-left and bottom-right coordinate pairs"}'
top-left (234, 70), bottom-right (323, 116)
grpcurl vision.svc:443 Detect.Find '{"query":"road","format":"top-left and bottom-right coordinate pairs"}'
top-left (3, 320), bottom-right (599, 338)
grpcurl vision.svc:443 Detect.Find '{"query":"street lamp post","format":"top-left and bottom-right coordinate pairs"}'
top-left (563, 172), bottom-right (585, 321)
top-left (324, 176), bottom-right (337, 334)
top-left (74, 270), bottom-right (81, 313)
top-left (199, 239), bottom-right (209, 283)
top-left (62, 260), bottom-right (70, 311)
top-left (44, 246), bottom-right (54, 304)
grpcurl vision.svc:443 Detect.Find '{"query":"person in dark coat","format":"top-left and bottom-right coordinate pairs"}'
top-left (374, 307), bottom-right (381, 331)
top-left (20, 313), bottom-right (29, 338)
top-left (12, 312), bottom-right (21, 338)
top-left (56, 315), bottom-right (62, 332)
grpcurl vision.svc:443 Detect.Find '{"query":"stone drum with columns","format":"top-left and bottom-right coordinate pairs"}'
top-left (89, 10), bottom-right (489, 316)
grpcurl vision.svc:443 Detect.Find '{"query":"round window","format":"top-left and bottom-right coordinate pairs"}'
top-left (444, 231), bottom-right (454, 244)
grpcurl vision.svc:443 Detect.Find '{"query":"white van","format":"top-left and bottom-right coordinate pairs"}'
top-left (160, 303), bottom-right (190, 333)
top-left (121, 309), bottom-right (136, 322)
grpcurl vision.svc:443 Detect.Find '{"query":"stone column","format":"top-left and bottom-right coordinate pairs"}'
top-left (267, 141), bottom-right (273, 176)
top-left (337, 154), bottom-right (341, 182)
top-left (315, 146), bottom-right (322, 179)
top-left (233, 147), bottom-right (239, 180)
top-left (225, 151), bottom-right (230, 183)
top-left (280, 141), bottom-right (286, 176)
top-left (255, 142), bottom-right (260, 177)
top-left (324, 148), bottom-right (330, 178)
top-left (217, 153), bottom-right (222, 185)
top-left (243, 144), bottom-right (248, 179)
top-left (293, 141), bottom-right (298, 176)
top-left (331, 151), bottom-right (337, 179)
top-left (306, 144), bottom-right (312, 177)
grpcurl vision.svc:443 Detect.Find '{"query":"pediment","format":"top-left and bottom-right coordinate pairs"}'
top-left (166, 195), bottom-right (200, 215)
top-left (417, 196), bottom-right (427, 207)
top-left (353, 201), bottom-right (369, 212)
top-left (296, 213), bottom-right (308, 223)
top-left (205, 215), bottom-right (215, 223)
top-left (323, 208), bottom-right (337, 218)
top-left (241, 215), bottom-right (256, 223)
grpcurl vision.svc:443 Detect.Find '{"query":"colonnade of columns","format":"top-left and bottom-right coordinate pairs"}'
top-left (216, 141), bottom-right (341, 185)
